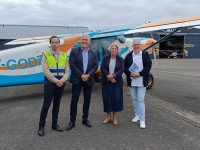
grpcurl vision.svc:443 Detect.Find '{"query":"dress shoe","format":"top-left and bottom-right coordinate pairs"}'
top-left (38, 126), bottom-right (45, 136)
top-left (52, 124), bottom-right (63, 132)
top-left (103, 118), bottom-right (111, 124)
top-left (82, 120), bottom-right (92, 127)
top-left (132, 115), bottom-right (139, 123)
top-left (112, 119), bottom-right (118, 125)
top-left (66, 121), bottom-right (75, 131)
top-left (140, 121), bottom-right (146, 129)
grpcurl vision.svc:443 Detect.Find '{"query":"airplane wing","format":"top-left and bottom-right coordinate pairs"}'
top-left (90, 26), bottom-right (136, 38)
top-left (5, 26), bottom-right (137, 45)
top-left (5, 34), bottom-right (73, 45)
top-left (7, 39), bottom-right (49, 45)
top-left (6, 15), bottom-right (200, 45)
top-left (5, 36), bottom-right (52, 45)
top-left (124, 15), bottom-right (200, 35)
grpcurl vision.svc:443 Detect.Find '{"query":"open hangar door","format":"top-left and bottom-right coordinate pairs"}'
top-left (159, 35), bottom-right (184, 58)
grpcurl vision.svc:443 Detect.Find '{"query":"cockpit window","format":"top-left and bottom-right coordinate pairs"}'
top-left (101, 37), bottom-right (114, 55)
top-left (90, 40), bottom-right (100, 61)
top-left (117, 35), bottom-right (126, 44)
top-left (89, 40), bottom-right (99, 51)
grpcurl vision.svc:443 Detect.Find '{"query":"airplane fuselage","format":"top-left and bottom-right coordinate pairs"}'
top-left (0, 33), bottom-right (155, 87)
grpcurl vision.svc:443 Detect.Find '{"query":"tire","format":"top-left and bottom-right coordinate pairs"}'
top-left (147, 72), bottom-right (154, 89)
top-left (94, 72), bottom-right (101, 82)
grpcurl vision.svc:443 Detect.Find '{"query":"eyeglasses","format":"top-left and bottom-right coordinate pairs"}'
top-left (133, 44), bottom-right (141, 47)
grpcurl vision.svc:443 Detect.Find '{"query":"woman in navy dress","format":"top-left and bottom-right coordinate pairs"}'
top-left (100, 43), bottom-right (124, 125)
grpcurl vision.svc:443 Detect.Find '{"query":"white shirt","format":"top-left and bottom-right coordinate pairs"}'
top-left (131, 51), bottom-right (143, 86)
top-left (109, 58), bottom-right (116, 74)
top-left (52, 50), bottom-right (60, 63)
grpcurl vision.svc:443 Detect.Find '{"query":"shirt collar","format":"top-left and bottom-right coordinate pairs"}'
top-left (81, 47), bottom-right (89, 52)
top-left (51, 49), bottom-right (60, 55)
top-left (133, 50), bottom-right (142, 56)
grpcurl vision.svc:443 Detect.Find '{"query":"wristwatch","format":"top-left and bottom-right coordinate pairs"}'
top-left (88, 74), bottom-right (90, 78)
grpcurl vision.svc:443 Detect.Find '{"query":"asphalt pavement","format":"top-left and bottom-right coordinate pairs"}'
top-left (0, 59), bottom-right (200, 150)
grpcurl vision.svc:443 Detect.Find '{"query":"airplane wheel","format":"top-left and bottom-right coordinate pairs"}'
top-left (147, 72), bottom-right (154, 89)
top-left (95, 72), bottom-right (101, 82)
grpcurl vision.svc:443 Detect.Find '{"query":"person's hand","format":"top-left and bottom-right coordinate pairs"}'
top-left (81, 74), bottom-right (89, 82)
top-left (106, 74), bottom-right (114, 81)
top-left (58, 80), bottom-right (63, 87)
top-left (131, 72), bottom-right (140, 79)
top-left (56, 80), bottom-right (63, 87)
top-left (110, 78), bottom-right (116, 83)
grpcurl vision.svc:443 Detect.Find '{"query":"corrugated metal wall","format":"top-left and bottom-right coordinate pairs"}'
top-left (0, 24), bottom-right (89, 39)
top-left (184, 35), bottom-right (200, 58)
top-left (0, 24), bottom-right (90, 51)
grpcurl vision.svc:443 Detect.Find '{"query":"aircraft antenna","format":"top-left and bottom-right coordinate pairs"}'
top-left (96, 22), bottom-right (99, 30)
top-left (75, 22), bottom-right (84, 33)
top-left (29, 34), bottom-right (37, 43)
top-left (88, 20), bottom-right (97, 31)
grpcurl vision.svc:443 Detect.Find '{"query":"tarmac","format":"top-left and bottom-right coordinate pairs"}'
top-left (0, 59), bottom-right (200, 150)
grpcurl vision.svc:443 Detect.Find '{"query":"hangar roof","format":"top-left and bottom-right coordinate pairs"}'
top-left (0, 24), bottom-right (90, 39)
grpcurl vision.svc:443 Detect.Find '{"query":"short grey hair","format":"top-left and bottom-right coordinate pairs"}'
top-left (132, 39), bottom-right (141, 45)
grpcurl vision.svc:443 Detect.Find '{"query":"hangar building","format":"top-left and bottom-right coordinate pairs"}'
top-left (129, 27), bottom-right (200, 58)
top-left (0, 24), bottom-right (90, 50)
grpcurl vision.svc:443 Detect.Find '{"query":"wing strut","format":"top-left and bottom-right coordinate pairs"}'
top-left (149, 32), bottom-right (157, 65)
top-left (143, 28), bottom-right (180, 51)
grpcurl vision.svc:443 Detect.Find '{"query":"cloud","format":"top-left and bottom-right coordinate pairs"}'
top-left (0, 0), bottom-right (200, 31)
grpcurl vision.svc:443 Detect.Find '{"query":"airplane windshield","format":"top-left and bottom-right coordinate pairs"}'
top-left (101, 37), bottom-right (114, 55)
top-left (89, 40), bottom-right (100, 61)
top-left (89, 40), bottom-right (99, 51)
top-left (89, 37), bottom-right (115, 61)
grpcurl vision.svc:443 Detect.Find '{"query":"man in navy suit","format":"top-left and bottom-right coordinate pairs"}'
top-left (66, 34), bottom-right (98, 131)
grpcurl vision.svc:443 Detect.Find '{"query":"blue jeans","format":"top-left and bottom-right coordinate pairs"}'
top-left (129, 86), bottom-right (146, 121)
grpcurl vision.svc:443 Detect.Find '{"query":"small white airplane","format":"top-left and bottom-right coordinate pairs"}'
top-left (167, 41), bottom-right (183, 48)
top-left (1, 15), bottom-right (200, 89)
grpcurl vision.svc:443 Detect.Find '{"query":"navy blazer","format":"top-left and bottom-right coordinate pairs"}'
top-left (124, 50), bottom-right (152, 87)
top-left (69, 47), bottom-right (98, 86)
top-left (100, 55), bottom-right (124, 85)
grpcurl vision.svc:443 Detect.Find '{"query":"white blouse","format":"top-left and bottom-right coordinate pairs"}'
top-left (109, 58), bottom-right (116, 74)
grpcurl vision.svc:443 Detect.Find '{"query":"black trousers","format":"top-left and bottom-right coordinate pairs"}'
top-left (70, 81), bottom-right (92, 122)
top-left (39, 83), bottom-right (65, 127)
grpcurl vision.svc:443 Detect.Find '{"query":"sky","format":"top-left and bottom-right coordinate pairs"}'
top-left (0, 0), bottom-right (200, 31)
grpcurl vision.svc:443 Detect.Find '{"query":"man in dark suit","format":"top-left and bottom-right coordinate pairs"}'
top-left (66, 34), bottom-right (98, 131)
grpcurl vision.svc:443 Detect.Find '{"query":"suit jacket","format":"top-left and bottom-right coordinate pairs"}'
top-left (69, 47), bottom-right (98, 86)
top-left (100, 55), bottom-right (124, 85)
top-left (124, 50), bottom-right (152, 87)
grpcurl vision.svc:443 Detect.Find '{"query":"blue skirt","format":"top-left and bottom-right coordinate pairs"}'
top-left (102, 82), bottom-right (123, 112)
